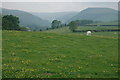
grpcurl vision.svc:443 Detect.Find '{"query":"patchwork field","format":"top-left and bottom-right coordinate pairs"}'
top-left (2, 30), bottom-right (118, 78)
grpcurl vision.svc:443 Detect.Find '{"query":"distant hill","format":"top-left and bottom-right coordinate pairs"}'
top-left (68, 8), bottom-right (118, 23)
top-left (31, 12), bottom-right (78, 23)
top-left (56, 12), bottom-right (78, 23)
top-left (2, 8), bottom-right (50, 30)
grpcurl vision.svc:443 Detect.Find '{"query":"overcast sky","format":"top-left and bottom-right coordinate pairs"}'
top-left (2, 2), bottom-right (118, 13)
top-left (1, 0), bottom-right (119, 2)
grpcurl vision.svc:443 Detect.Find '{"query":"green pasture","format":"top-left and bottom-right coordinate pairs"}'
top-left (2, 30), bottom-right (118, 78)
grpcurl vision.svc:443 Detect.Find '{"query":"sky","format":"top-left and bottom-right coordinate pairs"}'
top-left (1, 0), bottom-right (120, 2)
top-left (1, 2), bottom-right (119, 13)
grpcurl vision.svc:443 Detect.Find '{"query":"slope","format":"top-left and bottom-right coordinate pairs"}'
top-left (2, 8), bottom-right (50, 30)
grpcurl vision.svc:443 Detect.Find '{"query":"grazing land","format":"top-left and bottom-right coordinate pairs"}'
top-left (2, 29), bottom-right (118, 78)
top-left (45, 26), bottom-right (119, 38)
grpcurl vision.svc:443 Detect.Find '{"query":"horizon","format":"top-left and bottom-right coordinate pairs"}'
top-left (1, 7), bottom-right (118, 13)
top-left (1, 2), bottom-right (118, 13)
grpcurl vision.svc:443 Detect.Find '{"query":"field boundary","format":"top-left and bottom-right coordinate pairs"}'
top-left (73, 29), bottom-right (120, 32)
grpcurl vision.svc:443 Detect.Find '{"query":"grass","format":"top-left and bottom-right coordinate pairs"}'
top-left (0, 30), bottom-right (1, 79)
top-left (45, 26), bottom-right (119, 38)
top-left (2, 30), bottom-right (118, 78)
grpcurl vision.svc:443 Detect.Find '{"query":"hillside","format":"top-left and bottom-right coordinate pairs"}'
top-left (2, 8), bottom-right (50, 30)
top-left (56, 12), bottom-right (78, 23)
top-left (31, 12), bottom-right (78, 23)
top-left (68, 8), bottom-right (118, 22)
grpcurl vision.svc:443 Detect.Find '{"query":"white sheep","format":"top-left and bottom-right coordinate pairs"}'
top-left (86, 31), bottom-right (91, 36)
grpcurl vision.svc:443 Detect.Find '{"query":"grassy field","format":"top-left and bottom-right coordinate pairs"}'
top-left (2, 30), bottom-right (118, 78)
top-left (0, 30), bottom-right (1, 79)
top-left (45, 26), bottom-right (119, 38)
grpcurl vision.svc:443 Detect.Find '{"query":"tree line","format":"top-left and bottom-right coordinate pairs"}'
top-left (68, 20), bottom-right (94, 32)
top-left (2, 14), bottom-right (94, 32)
top-left (2, 15), bottom-right (30, 31)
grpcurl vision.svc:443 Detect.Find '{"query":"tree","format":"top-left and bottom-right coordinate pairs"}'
top-left (46, 28), bottom-right (49, 30)
top-left (0, 14), bottom-right (2, 30)
top-left (33, 29), bottom-right (36, 32)
top-left (75, 20), bottom-right (93, 26)
top-left (2, 15), bottom-right (20, 30)
top-left (39, 29), bottom-right (42, 31)
top-left (51, 20), bottom-right (58, 29)
top-left (69, 21), bottom-right (78, 32)
top-left (57, 21), bottom-right (62, 28)
top-left (51, 20), bottom-right (61, 29)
